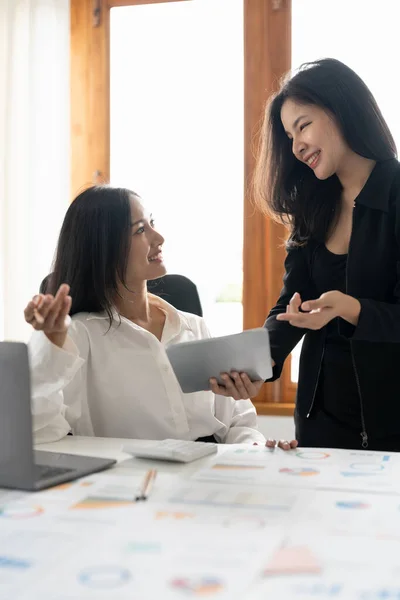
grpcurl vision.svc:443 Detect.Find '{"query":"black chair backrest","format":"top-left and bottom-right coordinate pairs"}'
top-left (39, 274), bottom-right (203, 317)
top-left (147, 274), bottom-right (203, 317)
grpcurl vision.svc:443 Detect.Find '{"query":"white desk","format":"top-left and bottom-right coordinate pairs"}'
top-left (37, 434), bottom-right (221, 477)
top-left (4, 437), bottom-right (400, 599)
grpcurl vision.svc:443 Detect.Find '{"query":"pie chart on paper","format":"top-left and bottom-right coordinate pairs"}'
top-left (296, 450), bottom-right (330, 460)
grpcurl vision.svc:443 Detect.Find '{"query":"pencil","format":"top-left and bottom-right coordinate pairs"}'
top-left (136, 469), bottom-right (157, 501)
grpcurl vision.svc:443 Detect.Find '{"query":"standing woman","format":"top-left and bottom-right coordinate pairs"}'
top-left (253, 58), bottom-right (400, 451)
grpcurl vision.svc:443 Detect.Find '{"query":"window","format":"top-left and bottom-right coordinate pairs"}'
top-left (110, 0), bottom-right (244, 336)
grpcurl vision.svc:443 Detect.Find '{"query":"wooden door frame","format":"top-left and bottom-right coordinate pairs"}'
top-left (71, 0), bottom-right (191, 197)
top-left (243, 0), bottom-right (294, 415)
top-left (70, 0), bottom-right (295, 415)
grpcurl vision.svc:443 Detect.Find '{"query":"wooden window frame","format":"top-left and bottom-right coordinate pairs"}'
top-left (70, 0), bottom-right (295, 415)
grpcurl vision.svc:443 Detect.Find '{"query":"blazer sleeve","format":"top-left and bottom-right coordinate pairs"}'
top-left (345, 176), bottom-right (400, 343)
top-left (265, 244), bottom-right (318, 380)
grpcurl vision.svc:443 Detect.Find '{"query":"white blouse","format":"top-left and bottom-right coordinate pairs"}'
top-left (29, 295), bottom-right (266, 445)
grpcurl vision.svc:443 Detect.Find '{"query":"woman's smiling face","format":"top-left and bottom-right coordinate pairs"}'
top-left (280, 98), bottom-right (352, 180)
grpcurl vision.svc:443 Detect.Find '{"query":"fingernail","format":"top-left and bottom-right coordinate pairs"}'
top-left (302, 302), bottom-right (310, 311)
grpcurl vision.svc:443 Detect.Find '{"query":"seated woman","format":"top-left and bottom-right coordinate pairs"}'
top-left (24, 186), bottom-right (297, 448)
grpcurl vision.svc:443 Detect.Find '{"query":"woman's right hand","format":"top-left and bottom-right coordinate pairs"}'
top-left (24, 284), bottom-right (72, 348)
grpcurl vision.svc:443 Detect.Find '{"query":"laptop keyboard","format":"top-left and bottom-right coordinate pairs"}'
top-left (35, 464), bottom-right (74, 480)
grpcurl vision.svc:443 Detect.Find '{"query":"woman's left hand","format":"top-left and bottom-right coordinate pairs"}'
top-left (276, 290), bottom-right (360, 330)
top-left (209, 372), bottom-right (264, 399)
top-left (267, 439), bottom-right (298, 450)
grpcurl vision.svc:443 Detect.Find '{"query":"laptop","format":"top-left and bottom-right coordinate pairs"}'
top-left (0, 341), bottom-right (116, 491)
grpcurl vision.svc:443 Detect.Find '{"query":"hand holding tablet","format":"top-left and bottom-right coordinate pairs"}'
top-left (209, 369), bottom-right (265, 400)
top-left (166, 327), bottom-right (272, 395)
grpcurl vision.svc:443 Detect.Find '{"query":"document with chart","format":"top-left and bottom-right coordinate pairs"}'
top-left (192, 445), bottom-right (400, 494)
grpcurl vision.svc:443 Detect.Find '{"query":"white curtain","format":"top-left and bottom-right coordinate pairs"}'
top-left (0, 0), bottom-right (70, 341)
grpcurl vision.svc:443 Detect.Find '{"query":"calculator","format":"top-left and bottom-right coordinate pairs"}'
top-left (123, 439), bottom-right (218, 463)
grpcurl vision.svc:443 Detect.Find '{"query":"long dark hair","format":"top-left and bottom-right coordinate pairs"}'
top-left (253, 58), bottom-right (397, 246)
top-left (46, 185), bottom-right (138, 322)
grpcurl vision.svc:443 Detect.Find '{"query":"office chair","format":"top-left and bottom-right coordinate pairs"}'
top-left (147, 274), bottom-right (203, 316)
top-left (40, 274), bottom-right (203, 317)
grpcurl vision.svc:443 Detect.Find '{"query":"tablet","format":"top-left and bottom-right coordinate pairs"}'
top-left (165, 327), bottom-right (272, 394)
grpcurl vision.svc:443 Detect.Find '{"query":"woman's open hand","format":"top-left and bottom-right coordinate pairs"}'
top-left (277, 291), bottom-right (339, 330)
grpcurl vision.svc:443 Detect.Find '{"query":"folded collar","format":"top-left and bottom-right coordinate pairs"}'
top-left (355, 158), bottom-right (399, 213)
top-left (85, 293), bottom-right (195, 337)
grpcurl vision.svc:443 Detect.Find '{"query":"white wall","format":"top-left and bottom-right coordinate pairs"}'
top-left (257, 416), bottom-right (295, 442)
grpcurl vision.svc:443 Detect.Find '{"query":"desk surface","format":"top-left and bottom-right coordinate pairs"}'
top-left (39, 434), bottom-right (139, 461)
top-left (5, 437), bottom-right (400, 599)
top-left (37, 435), bottom-right (221, 477)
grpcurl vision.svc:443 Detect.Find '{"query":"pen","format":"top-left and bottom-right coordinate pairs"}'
top-left (33, 308), bottom-right (44, 325)
top-left (135, 468), bottom-right (157, 501)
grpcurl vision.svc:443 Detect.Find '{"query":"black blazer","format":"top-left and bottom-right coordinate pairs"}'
top-left (265, 158), bottom-right (400, 441)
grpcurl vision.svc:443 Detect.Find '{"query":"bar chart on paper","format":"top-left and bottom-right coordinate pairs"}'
top-left (167, 481), bottom-right (297, 512)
